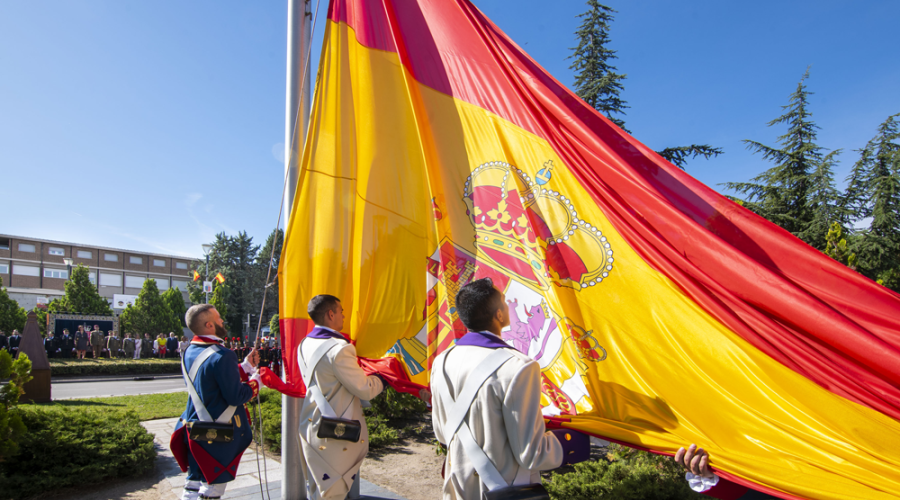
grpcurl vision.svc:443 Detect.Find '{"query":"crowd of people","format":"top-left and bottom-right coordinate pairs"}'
top-left (0, 327), bottom-right (282, 375)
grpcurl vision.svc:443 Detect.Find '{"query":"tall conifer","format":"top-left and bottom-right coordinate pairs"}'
top-left (570, 1), bottom-right (628, 131)
top-left (725, 70), bottom-right (829, 242)
top-left (844, 113), bottom-right (900, 289)
top-left (570, 1), bottom-right (721, 169)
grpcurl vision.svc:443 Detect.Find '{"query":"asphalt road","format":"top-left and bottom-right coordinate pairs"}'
top-left (51, 375), bottom-right (187, 400)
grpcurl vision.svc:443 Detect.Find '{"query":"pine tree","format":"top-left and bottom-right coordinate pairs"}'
top-left (191, 232), bottom-right (260, 334)
top-left (800, 150), bottom-right (844, 249)
top-left (725, 70), bottom-right (830, 242)
top-left (0, 277), bottom-right (27, 334)
top-left (570, 1), bottom-right (721, 169)
top-left (51, 264), bottom-right (112, 315)
top-left (131, 279), bottom-right (179, 336)
top-left (570, 1), bottom-right (628, 131)
top-left (162, 287), bottom-right (188, 329)
top-left (845, 113), bottom-right (900, 289)
top-left (254, 228), bottom-right (283, 325)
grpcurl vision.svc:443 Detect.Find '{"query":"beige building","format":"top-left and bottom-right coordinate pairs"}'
top-left (0, 234), bottom-right (195, 311)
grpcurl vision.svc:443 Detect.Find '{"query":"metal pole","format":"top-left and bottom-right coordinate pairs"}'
top-left (205, 254), bottom-right (210, 304)
top-left (282, 0), bottom-right (311, 498)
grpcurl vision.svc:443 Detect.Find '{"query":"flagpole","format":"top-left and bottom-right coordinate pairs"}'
top-left (282, 0), bottom-right (311, 498)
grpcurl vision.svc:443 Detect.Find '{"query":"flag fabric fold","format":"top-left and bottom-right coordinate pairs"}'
top-left (277, 0), bottom-right (900, 498)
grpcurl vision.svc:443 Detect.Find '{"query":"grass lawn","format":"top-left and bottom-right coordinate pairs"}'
top-left (23, 391), bottom-right (187, 421)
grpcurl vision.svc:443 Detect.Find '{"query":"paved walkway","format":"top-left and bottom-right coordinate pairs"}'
top-left (142, 418), bottom-right (406, 500)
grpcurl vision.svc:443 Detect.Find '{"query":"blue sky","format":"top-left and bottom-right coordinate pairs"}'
top-left (1, 0), bottom-right (898, 258)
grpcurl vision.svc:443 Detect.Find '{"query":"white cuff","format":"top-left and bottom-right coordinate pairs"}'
top-left (686, 472), bottom-right (719, 493)
top-left (241, 360), bottom-right (256, 376)
top-left (250, 371), bottom-right (262, 385)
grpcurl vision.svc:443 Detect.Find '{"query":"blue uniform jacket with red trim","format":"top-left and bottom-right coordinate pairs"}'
top-left (170, 343), bottom-right (255, 484)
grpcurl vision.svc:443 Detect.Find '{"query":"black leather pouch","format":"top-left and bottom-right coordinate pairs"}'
top-left (186, 421), bottom-right (235, 443)
top-left (485, 484), bottom-right (551, 500)
top-left (316, 416), bottom-right (362, 442)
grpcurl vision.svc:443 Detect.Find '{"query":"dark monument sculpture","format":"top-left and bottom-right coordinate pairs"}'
top-left (19, 311), bottom-right (51, 403)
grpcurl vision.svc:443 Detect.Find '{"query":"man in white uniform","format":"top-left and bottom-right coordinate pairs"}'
top-left (298, 295), bottom-right (385, 500)
top-left (431, 278), bottom-right (590, 500)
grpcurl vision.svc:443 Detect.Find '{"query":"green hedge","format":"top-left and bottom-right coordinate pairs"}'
top-left (0, 406), bottom-right (155, 500)
top-left (247, 388), bottom-right (283, 453)
top-left (49, 358), bottom-right (182, 377)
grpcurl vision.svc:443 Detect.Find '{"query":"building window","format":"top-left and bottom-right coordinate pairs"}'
top-left (99, 273), bottom-right (122, 287)
top-left (175, 262), bottom-right (188, 270)
top-left (48, 247), bottom-right (65, 256)
top-left (129, 256), bottom-right (143, 265)
top-left (104, 253), bottom-right (118, 262)
top-left (0, 238), bottom-right (9, 250)
top-left (153, 259), bottom-right (166, 267)
top-left (44, 269), bottom-right (68, 279)
top-left (125, 276), bottom-right (145, 288)
top-left (155, 277), bottom-right (170, 290)
top-left (88, 272), bottom-right (96, 284)
top-left (0, 264), bottom-right (8, 274)
top-left (77, 250), bottom-right (92, 259)
top-left (18, 243), bottom-right (35, 253)
top-left (172, 280), bottom-right (189, 291)
top-left (13, 264), bottom-right (40, 277)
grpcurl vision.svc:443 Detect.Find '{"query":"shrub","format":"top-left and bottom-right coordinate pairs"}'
top-left (365, 386), bottom-right (427, 420)
top-left (49, 358), bottom-right (182, 377)
top-left (247, 388), bottom-right (282, 453)
top-left (0, 406), bottom-right (155, 499)
top-left (544, 443), bottom-right (704, 500)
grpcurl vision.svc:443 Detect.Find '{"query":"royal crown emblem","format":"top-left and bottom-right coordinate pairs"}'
top-left (463, 160), bottom-right (614, 290)
top-left (206, 428), bottom-right (218, 440)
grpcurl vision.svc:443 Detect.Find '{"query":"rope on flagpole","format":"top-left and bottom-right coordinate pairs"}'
top-left (252, 0), bottom-right (324, 498)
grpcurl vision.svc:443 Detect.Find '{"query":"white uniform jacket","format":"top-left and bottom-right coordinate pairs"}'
top-left (431, 331), bottom-right (563, 500)
top-left (298, 327), bottom-right (384, 500)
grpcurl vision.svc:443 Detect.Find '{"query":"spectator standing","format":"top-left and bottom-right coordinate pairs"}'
top-left (179, 336), bottom-right (190, 358)
top-left (142, 333), bottom-right (153, 358)
top-left (44, 332), bottom-right (59, 359)
top-left (0, 330), bottom-right (9, 353)
top-left (59, 329), bottom-right (74, 358)
top-left (89, 326), bottom-right (103, 359)
top-left (9, 329), bottom-right (22, 358)
top-left (124, 333), bottom-right (136, 359)
top-left (74, 326), bottom-right (88, 359)
top-left (107, 331), bottom-right (122, 359)
top-left (166, 332), bottom-right (178, 359)
top-left (157, 333), bottom-right (167, 358)
top-left (133, 334), bottom-right (142, 360)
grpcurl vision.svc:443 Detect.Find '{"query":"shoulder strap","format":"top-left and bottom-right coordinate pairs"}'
top-left (182, 345), bottom-right (237, 424)
top-left (298, 339), bottom-right (343, 418)
top-left (434, 347), bottom-right (529, 491)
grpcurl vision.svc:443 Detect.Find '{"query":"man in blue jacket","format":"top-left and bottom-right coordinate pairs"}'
top-left (170, 304), bottom-right (260, 500)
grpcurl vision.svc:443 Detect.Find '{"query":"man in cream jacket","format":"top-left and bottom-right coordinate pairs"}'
top-left (298, 294), bottom-right (385, 500)
top-left (431, 278), bottom-right (590, 499)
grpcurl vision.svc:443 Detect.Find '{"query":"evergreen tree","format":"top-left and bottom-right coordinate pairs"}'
top-left (119, 304), bottom-right (136, 336)
top-left (131, 279), bottom-right (179, 336)
top-left (191, 232), bottom-right (260, 334)
top-left (0, 277), bottom-right (27, 334)
top-left (725, 70), bottom-right (830, 243)
top-left (50, 264), bottom-right (112, 315)
top-left (254, 228), bottom-right (284, 325)
top-left (163, 287), bottom-right (188, 329)
top-left (570, 1), bottom-right (721, 170)
top-left (800, 150), bottom-right (844, 249)
top-left (844, 113), bottom-right (900, 289)
top-left (570, 1), bottom-right (628, 131)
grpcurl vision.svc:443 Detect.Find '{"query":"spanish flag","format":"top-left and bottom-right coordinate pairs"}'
top-left (215, 272), bottom-right (225, 284)
top-left (192, 270), bottom-right (201, 282)
top-left (278, 1), bottom-right (900, 498)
